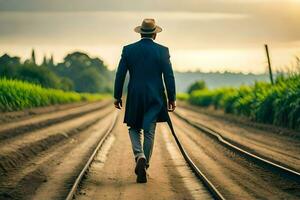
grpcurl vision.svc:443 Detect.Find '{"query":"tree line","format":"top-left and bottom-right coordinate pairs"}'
top-left (0, 50), bottom-right (113, 93)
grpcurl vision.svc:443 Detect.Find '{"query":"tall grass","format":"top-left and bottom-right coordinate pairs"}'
top-left (0, 78), bottom-right (110, 112)
top-left (187, 74), bottom-right (300, 130)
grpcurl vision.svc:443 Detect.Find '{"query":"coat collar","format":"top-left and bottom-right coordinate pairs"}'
top-left (140, 37), bottom-right (154, 42)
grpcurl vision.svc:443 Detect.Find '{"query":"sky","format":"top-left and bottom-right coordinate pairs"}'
top-left (0, 0), bottom-right (299, 73)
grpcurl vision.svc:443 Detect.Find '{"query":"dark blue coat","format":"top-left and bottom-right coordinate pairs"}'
top-left (114, 38), bottom-right (176, 131)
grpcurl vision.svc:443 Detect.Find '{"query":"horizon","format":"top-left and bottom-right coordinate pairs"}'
top-left (0, 50), bottom-right (288, 75)
top-left (0, 1), bottom-right (299, 73)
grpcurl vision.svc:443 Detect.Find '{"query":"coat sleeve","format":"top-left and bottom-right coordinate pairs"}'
top-left (162, 47), bottom-right (176, 102)
top-left (114, 47), bottom-right (128, 100)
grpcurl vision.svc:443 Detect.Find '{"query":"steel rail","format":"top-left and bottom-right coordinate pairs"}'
top-left (65, 110), bottom-right (119, 200)
top-left (167, 116), bottom-right (226, 200)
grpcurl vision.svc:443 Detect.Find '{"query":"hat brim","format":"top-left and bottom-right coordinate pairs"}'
top-left (134, 26), bottom-right (162, 34)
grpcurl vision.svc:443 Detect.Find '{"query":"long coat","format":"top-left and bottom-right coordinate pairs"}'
top-left (114, 38), bottom-right (176, 131)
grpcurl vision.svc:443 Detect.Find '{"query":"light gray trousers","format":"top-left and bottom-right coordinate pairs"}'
top-left (128, 122), bottom-right (156, 167)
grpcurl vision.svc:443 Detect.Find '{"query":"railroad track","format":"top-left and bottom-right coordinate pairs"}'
top-left (0, 100), bottom-right (117, 200)
top-left (64, 107), bottom-right (300, 200)
top-left (65, 110), bottom-right (119, 200)
top-left (65, 111), bottom-right (226, 200)
top-left (173, 110), bottom-right (300, 182)
top-left (167, 116), bottom-right (226, 200)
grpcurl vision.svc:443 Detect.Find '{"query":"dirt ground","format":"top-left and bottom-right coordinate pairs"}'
top-left (0, 101), bottom-right (90, 124)
top-left (170, 113), bottom-right (300, 200)
top-left (76, 112), bottom-right (212, 200)
top-left (0, 101), bottom-right (114, 200)
top-left (1, 101), bottom-right (299, 200)
top-left (176, 103), bottom-right (300, 172)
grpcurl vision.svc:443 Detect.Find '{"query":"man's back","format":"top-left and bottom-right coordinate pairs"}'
top-left (123, 39), bottom-right (169, 95)
top-left (114, 37), bottom-right (175, 130)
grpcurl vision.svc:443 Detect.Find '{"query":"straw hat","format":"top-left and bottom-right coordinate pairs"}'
top-left (134, 18), bottom-right (162, 34)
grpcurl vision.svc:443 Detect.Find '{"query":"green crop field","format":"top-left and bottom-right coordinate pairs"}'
top-left (184, 74), bottom-right (300, 130)
top-left (0, 78), bottom-right (110, 112)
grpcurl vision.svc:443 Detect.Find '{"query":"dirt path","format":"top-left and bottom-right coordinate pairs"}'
top-left (31, 113), bottom-right (115, 200)
top-left (76, 112), bottom-right (212, 200)
top-left (0, 102), bottom-right (89, 124)
top-left (1, 101), bottom-right (298, 200)
top-left (0, 101), bottom-right (114, 200)
top-left (0, 100), bottom-right (111, 141)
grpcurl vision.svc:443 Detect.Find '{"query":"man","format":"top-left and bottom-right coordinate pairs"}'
top-left (114, 18), bottom-right (176, 183)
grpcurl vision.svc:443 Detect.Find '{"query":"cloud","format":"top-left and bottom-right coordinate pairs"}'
top-left (0, 10), bottom-right (298, 48)
top-left (0, 0), bottom-right (299, 72)
top-left (0, 0), bottom-right (293, 13)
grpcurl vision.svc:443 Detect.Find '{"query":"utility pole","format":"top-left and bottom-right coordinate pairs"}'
top-left (264, 44), bottom-right (274, 85)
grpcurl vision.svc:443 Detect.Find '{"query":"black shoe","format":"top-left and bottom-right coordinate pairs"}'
top-left (135, 161), bottom-right (149, 175)
top-left (135, 157), bottom-right (147, 183)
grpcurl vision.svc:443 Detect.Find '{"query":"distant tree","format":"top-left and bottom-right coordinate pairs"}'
top-left (59, 77), bottom-right (74, 91)
top-left (18, 62), bottom-right (61, 89)
top-left (187, 80), bottom-right (207, 94)
top-left (53, 51), bottom-right (113, 93)
top-left (49, 54), bottom-right (54, 67)
top-left (42, 55), bottom-right (48, 66)
top-left (75, 68), bottom-right (103, 93)
top-left (0, 54), bottom-right (21, 78)
top-left (31, 49), bottom-right (36, 64)
top-left (0, 54), bottom-right (21, 66)
top-left (0, 51), bottom-right (113, 93)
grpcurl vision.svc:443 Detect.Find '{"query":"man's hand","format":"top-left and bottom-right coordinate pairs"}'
top-left (114, 99), bottom-right (122, 109)
top-left (168, 101), bottom-right (176, 112)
